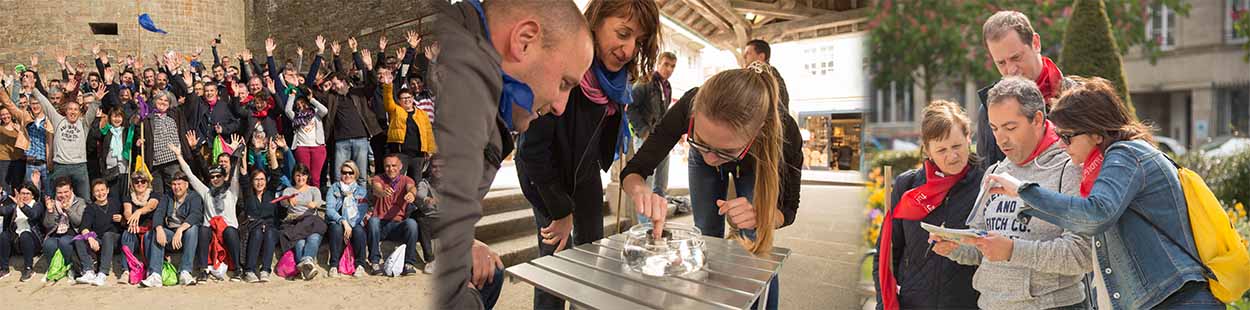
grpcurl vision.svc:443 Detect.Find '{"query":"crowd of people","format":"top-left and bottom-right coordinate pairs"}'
top-left (0, 28), bottom-right (439, 287)
top-left (873, 10), bottom-right (1234, 310)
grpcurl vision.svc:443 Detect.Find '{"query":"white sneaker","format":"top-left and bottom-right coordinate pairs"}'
top-left (92, 272), bottom-right (108, 286)
top-left (210, 264), bottom-right (228, 281)
top-left (327, 267), bottom-right (338, 278)
top-left (118, 271), bottom-right (130, 284)
top-left (140, 273), bottom-right (162, 288)
top-left (179, 271), bottom-right (197, 286)
top-left (354, 265), bottom-right (366, 278)
top-left (75, 271), bottom-right (97, 284)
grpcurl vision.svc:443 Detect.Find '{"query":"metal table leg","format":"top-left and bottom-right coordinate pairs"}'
top-left (759, 277), bottom-right (771, 310)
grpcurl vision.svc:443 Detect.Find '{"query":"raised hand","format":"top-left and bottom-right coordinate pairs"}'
top-left (396, 47), bottom-right (407, 60)
top-left (167, 143), bottom-right (181, 159)
top-left (314, 35), bottom-right (325, 54)
top-left (380, 72), bottom-right (393, 85)
top-left (228, 134), bottom-right (243, 150)
top-left (347, 37), bottom-right (358, 52)
top-left (296, 46), bottom-right (304, 59)
top-left (361, 49), bottom-right (373, 69)
top-left (265, 77), bottom-right (276, 94)
top-left (273, 136), bottom-right (287, 150)
top-left (406, 30), bottom-right (421, 48)
top-left (55, 52), bottom-right (67, 67)
top-left (242, 50), bottom-right (253, 62)
top-left (265, 37), bottom-right (277, 56)
top-left (92, 43), bottom-right (102, 57)
top-left (94, 88), bottom-right (109, 102)
top-left (185, 130), bottom-right (199, 147)
top-left (103, 67), bottom-right (116, 84)
top-left (210, 37), bottom-right (219, 47)
top-left (30, 54), bottom-right (39, 68)
top-left (193, 47), bottom-right (204, 59)
top-left (378, 35), bottom-right (388, 52)
top-left (424, 42), bottom-right (440, 63)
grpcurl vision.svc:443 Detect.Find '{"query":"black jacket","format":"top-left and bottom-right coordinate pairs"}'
top-left (620, 87), bottom-right (803, 228)
top-left (0, 199), bottom-right (45, 237)
top-left (516, 85), bottom-right (622, 220)
top-left (872, 161), bottom-right (984, 309)
top-left (81, 197), bottom-right (124, 235)
top-left (627, 73), bottom-right (670, 138)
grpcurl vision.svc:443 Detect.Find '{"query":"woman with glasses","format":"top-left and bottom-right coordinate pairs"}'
top-left (325, 161), bottom-right (368, 277)
top-left (119, 173), bottom-right (157, 284)
top-left (620, 62), bottom-right (802, 310)
top-left (172, 134), bottom-right (245, 282)
top-left (983, 78), bottom-right (1223, 309)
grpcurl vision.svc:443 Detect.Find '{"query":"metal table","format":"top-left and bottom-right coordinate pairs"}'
top-left (505, 233), bottom-right (791, 310)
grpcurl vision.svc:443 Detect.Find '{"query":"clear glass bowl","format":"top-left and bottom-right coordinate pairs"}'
top-left (620, 222), bottom-right (706, 277)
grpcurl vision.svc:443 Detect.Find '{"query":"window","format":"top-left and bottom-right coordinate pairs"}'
top-left (803, 46), bottom-right (835, 76)
top-left (89, 23), bottom-right (118, 35)
top-left (1228, 0), bottom-right (1250, 43)
top-left (1214, 87), bottom-right (1249, 137)
top-left (1147, 4), bottom-right (1178, 50)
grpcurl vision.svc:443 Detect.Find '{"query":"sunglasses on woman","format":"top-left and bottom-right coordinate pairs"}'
top-left (1057, 130), bottom-right (1089, 145)
top-left (687, 117), bottom-right (751, 163)
top-left (341, 170), bottom-right (356, 176)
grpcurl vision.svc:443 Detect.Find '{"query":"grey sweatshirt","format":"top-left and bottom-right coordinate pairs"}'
top-left (40, 94), bottom-right (98, 165)
top-left (944, 142), bottom-right (1092, 310)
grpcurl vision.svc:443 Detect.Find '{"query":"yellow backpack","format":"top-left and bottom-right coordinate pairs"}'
top-left (1137, 157), bottom-right (1250, 303)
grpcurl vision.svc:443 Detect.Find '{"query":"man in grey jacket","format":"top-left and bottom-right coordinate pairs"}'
top-left (933, 77), bottom-right (1091, 309)
top-left (431, 0), bottom-right (593, 309)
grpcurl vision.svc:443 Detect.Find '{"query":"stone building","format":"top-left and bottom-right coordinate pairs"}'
top-left (0, 0), bottom-right (436, 76)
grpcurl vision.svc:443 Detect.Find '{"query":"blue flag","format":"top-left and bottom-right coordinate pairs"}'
top-left (138, 14), bottom-right (167, 34)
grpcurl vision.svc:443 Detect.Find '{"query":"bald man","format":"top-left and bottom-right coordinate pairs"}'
top-left (431, 0), bottom-right (593, 309)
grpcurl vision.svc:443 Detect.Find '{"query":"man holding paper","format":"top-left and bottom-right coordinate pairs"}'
top-left (929, 77), bottom-right (1091, 310)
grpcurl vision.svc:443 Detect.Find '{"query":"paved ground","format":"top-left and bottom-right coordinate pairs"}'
top-left (494, 184), bottom-right (869, 310)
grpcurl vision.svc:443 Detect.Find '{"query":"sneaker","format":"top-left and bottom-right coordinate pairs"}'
top-left (21, 268), bottom-right (33, 282)
top-left (401, 264), bottom-right (418, 276)
top-left (327, 267), bottom-right (338, 278)
top-left (140, 273), bottom-right (163, 288)
top-left (0, 269), bottom-right (9, 280)
top-left (369, 263), bottom-right (383, 275)
top-left (210, 264), bottom-right (227, 281)
top-left (354, 265), bottom-right (366, 278)
top-left (243, 272), bottom-right (260, 283)
top-left (258, 271), bottom-right (271, 282)
top-left (298, 258), bottom-right (319, 280)
top-left (92, 272), bottom-right (108, 286)
top-left (179, 271), bottom-right (197, 286)
top-left (75, 271), bottom-right (97, 284)
top-left (423, 260), bottom-right (435, 274)
top-left (118, 271), bottom-right (130, 284)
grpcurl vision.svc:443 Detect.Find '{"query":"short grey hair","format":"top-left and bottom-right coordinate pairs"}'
top-left (987, 76), bottom-right (1046, 120)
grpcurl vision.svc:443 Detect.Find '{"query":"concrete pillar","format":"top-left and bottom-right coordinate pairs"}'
top-left (1169, 91), bottom-right (1189, 146)
top-left (1191, 87), bottom-right (1215, 145)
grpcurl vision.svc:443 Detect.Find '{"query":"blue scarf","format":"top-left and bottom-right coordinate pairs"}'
top-left (467, 0), bottom-right (534, 131)
top-left (581, 61), bottom-right (634, 162)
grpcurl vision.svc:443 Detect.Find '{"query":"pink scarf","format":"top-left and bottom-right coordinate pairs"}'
top-left (579, 70), bottom-right (616, 116)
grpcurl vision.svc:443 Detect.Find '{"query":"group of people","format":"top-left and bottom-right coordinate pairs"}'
top-left (431, 0), bottom-right (803, 309)
top-left (874, 11), bottom-right (1226, 309)
top-left (0, 28), bottom-right (439, 287)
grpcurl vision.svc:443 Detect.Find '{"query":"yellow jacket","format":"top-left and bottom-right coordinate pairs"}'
top-left (383, 84), bottom-right (437, 154)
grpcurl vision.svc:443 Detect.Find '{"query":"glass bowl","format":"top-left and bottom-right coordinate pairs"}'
top-left (620, 222), bottom-right (706, 277)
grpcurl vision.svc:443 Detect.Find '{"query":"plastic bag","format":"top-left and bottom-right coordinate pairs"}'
top-left (44, 250), bottom-right (69, 281)
top-left (122, 245), bottom-right (146, 285)
top-left (384, 244), bottom-right (406, 277)
top-left (339, 244), bottom-right (356, 275)
top-left (275, 250), bottom-right (297, 278)
top-left (161, 261), bottom-right (177, 286)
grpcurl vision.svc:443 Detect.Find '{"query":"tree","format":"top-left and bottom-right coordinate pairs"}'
top-left (1236, 6), bottom-right (1250, 62)
top-left (868, 0), bottom-right (1189, 106)
top-left (1059, 0), bottom-right (1135, 117)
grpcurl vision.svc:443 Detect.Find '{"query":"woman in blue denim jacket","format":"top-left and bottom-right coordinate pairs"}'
top-left (985, 78), bottom-right (1220, 309)
top-left (325, 160), bottom-right (369, 277)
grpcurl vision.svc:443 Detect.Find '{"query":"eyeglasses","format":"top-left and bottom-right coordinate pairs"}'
top-left (133, 179), bottom-right (149, 184)
top-left (341, 170), bottom-right (355, 176)
top-left (1057, 131), bottom-right (1088, 145)
top-left (210, 174), bottom-right (226, 179)
top-left (686, 117), bottom-right (751, 163)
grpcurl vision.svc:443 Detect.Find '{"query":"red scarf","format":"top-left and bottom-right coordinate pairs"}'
top-left (1079, 146), bottom-right (1105, 197)
top-left (208, 216), bottom-right (236, 270)
top-left (877, 160), bottom-right (969, 309)
top-left (1035, 56), bottom-right (1063, 100)
top-left (1018, 120), bottom-right (1061, 166)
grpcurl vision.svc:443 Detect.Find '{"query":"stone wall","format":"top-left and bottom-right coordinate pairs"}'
top-left (0, 0), bottom-right (247, 76)
top-left (243, 0), bottom-right (439, 70)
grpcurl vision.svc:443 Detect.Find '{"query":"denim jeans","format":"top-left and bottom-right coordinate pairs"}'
top-left (145, 226), bottom-right (199, 275)
top-left (51, 163), bottom-right (90, 199)
top-left (687, 151), bottom-right (756, 238)
top-left (633, 138), bottom-right (669, 224)
top-left (244, 224), bottom-right (278, 273)
top-left (367, 218), bottom-right (419, 266)
top-left (41, 234), bottom-right (76, 272)
top-left (479, 268), bottom-right (505, 310)
top-left (26, 163), bottom-right (47, 194)
top-left (120, 231), bottom-right (142, 273)
top-left (73, 231), bottom-right (119, 275)
top-left (334, 138), bottom-right (371, 182)
top-left (327, 222), bottom-right (368, 267)
top-left (293, 233), bottom-right (323, 261)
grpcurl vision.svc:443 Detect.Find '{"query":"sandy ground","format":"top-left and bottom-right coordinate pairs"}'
top-left (0, 267), bottom-right (433, 309)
